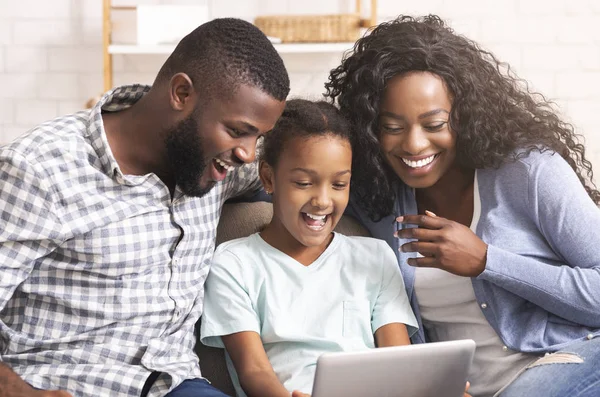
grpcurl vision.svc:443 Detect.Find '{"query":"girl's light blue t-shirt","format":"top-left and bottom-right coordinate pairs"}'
top-left (201, 232), bottom-right (418, 395)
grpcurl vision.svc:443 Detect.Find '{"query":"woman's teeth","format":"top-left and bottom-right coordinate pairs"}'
top-left (215, 158), bottom-right (234, 172)
top-left (402, 154), bottom-right (436, 168)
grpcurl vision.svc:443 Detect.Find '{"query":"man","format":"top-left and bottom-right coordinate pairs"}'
top-left (0, 18), bottom-right (289, 397)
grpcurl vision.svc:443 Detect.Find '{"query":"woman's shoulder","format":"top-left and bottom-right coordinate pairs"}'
top-left (506, 148), bottom-right (566, 170)
top-left (481, 149), bottom-right (568, 182)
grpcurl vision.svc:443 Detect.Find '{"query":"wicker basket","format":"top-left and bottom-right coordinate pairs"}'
top-left (254, 13), bottom-right (361, 43)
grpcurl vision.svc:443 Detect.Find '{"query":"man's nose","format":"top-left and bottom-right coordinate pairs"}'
top-left (234, 137), bottom-right (258, 164)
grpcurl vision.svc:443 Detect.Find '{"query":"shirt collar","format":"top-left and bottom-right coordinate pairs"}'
top-left (86, 84), bottom-right (152, 179)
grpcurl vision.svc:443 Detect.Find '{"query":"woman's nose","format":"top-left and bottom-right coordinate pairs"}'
top-left (402, 128), bottom-right (429, 155)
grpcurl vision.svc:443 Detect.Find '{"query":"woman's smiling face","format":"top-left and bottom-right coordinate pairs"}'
top-left (379, 71), bottom-right (457, 189)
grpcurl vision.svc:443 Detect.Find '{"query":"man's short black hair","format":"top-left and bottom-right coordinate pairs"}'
top-left (156, 18), bottom-right (290, 101)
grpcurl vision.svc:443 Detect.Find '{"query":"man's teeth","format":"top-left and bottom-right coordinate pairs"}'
top-left (402, 154), bottom-right (436, 169)
top-left (215, 158), bottom-right (234, 172)
top-left (306, 213), bottom-right (327, 221)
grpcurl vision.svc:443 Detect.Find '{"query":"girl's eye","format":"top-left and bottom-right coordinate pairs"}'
top-left (333, 183), bottom-right (349, 190)
top-left (294, 182), bottom-right (311, 188)
top-left (425, 122), bottom-right (447, 132)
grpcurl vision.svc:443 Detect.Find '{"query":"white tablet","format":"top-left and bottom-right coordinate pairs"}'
top-left (312, 339), bottom-right (476, 397)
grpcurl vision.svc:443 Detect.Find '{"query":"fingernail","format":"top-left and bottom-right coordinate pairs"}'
top-left (396, 216), bottom-right (404, 222)
top-left (393, 231), bottom-right (398, 237)
top-left (425, 210), bottom-right (437, 217)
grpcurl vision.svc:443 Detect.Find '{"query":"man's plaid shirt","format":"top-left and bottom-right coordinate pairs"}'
top-left (0, 85), bottom-right (260, 396)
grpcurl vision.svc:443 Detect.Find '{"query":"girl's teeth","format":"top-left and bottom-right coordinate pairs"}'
top-left (402, 154), bottom-right (436, 168)
top-left (306, 213), bottom-right (326, 221)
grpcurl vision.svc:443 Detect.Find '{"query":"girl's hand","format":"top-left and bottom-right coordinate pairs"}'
top-left (395, 213), bottom-right (488, 277)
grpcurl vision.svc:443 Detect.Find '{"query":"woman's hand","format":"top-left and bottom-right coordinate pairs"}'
top-left (291, 391), bottom-right (310, 397)
top-left (464, 381), bottom-right (471, 397)
top-left (395, 213), bottom-right (488, 277)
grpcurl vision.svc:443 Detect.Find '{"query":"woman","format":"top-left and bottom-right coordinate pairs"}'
top-left (326, 14), bottom-right (600, 397)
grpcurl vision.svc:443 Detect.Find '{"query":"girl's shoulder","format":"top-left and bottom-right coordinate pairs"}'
top-left (213, 233), bottom-right (262, 259)
top-left (335, 234), bottom-right (394, 258)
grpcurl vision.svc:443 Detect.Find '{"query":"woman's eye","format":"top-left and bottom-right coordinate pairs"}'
top-left (425, 122), bottom-right (447, 131)
top-left (382, 125), bottom-right (403, 134)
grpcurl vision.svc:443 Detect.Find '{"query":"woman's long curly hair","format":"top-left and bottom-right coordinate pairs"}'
top-left (325, 14), bottom-right (600, 221)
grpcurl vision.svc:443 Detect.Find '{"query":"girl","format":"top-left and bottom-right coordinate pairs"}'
top-left (200, 99), bottom-right (418, 397)
top-left (326, 14), bottom-right (600, 397)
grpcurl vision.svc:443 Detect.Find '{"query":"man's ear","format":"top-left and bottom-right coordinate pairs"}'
top-left (259, 160), bottom-right (275, 194)
top-left (168, 73), bottom-right (196, 112)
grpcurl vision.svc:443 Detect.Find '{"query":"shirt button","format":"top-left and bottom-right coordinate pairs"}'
top-left (587, 334), bottom-right (594, 340)
top-left (173, 259), bottom-right (179, 266)
top-left (502, 345), bottom-right (508, 352)
top-left (480, 303), bottom-right (488, 309)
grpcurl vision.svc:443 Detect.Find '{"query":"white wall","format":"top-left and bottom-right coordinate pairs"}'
top-left (1, 0), bottom-right (599, 177)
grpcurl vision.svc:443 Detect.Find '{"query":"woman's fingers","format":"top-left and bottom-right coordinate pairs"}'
top-left (396, 214), bottom-right (445, 229)
top-left (400, 241), bottom-right (438, 257)
top-left (395, 226), bottom-right (440, 241)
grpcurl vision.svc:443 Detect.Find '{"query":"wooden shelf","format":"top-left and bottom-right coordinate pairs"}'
top-left (108, 42), bottom-right (355, 55)
top-left (100, 0), bottom-right (376, 93)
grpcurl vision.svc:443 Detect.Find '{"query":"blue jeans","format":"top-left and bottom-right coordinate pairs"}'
top-left (165, 379), bottom-right (231, 397)
top-left (500, 337), bottom-right (600, 397)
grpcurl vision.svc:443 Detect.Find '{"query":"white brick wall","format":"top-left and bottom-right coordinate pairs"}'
top-left (0, 0), bottom-right (599, 178)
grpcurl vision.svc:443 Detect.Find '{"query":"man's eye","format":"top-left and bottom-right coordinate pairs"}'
top-left (229, 128), bottom-right (245, 137)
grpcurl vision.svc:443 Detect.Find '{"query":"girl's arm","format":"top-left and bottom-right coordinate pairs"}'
top-left (222, 331), bottom-right (294, 397)
top-left (374, 323), bottom-right (411, 347)
top-left (201, 249), bottom-right (297, 396)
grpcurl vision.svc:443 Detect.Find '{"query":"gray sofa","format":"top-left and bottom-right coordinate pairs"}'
top-left (195, 201), bottom-right (370, 395)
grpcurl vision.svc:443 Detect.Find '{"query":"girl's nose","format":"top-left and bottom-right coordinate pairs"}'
top-left (310, 190), bottom-right (332, 209)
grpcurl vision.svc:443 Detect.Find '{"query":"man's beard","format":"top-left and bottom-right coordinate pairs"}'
top-left (165, 115), bottom-right (216, 198)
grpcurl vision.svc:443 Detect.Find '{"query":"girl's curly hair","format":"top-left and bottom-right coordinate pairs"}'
top-left (325, 14), bottom-right (600, 221)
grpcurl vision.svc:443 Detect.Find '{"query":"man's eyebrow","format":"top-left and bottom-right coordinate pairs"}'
top-left (380, 109), bottom-right (449, 120)
top-left (229, 121), bottom-right (259, 133)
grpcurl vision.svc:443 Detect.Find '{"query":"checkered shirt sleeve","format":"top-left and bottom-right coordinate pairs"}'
top-left (0, 85), bottom-right (261, 397)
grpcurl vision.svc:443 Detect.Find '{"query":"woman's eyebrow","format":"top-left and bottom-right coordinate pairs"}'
top-left (418, 109), bottom-right (449, 119)
top-left (380, 109), bottom-right (449, 120)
